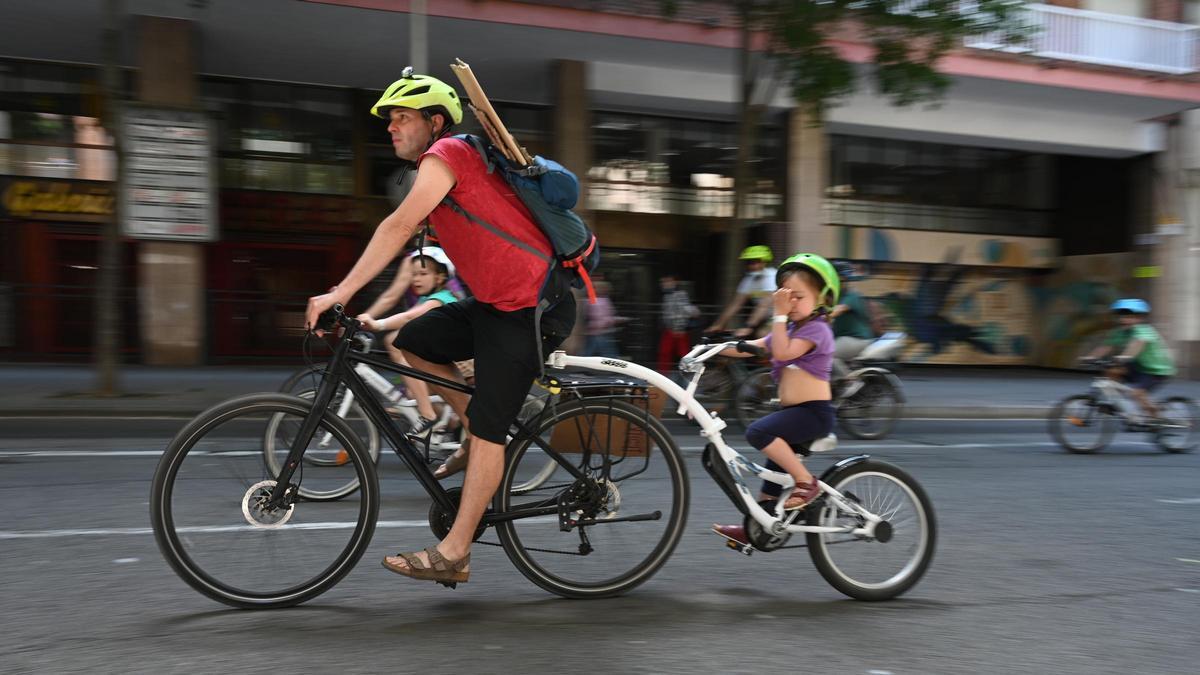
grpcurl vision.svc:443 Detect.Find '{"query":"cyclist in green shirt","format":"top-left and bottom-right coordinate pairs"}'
top-left (1084, 298), bottom-right (1175, 419)
top-left (829, 260), bottom-right (879, 373)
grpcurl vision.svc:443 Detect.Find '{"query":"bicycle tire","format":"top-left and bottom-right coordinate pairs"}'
top-left (1155, 396), bottom-right (1198, 453)
top-left (733, 368), bottom-right (777, 429)
top-left (838, 373), bottom-right (902, 441)
top-left (807, 459), bottom-right (936, 601)
top-left (262, 388), bottom-right (381, 500)
top-left (495, 398), bottom-right (688, 598)
top-left (279, 363), bottom-right (328, 394)
top-left (150, 393), bottom-right (380, 609)
top-left (1048, 394), bottom-right (1115, 453)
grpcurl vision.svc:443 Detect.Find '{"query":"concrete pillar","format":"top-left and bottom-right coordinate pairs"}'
top-left (1159, 111), bottom-right (1200, 376)
top-left (786, 107), bottom-right (830, 255)
top-left (553, 59), bottom-right (591, 355)
top-left (136, 15), bottom-right (205, 365)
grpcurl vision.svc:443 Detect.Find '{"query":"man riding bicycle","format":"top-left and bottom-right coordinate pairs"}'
top-left (829, 259), bottom-right (880, 376)
top-left (306, 68), bottom-right (575, 587)
top-left (709, 245), bottom-right (778, 338)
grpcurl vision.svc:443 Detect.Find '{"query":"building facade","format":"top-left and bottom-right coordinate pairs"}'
top-left (1, 0), bottom-right (1198, 369)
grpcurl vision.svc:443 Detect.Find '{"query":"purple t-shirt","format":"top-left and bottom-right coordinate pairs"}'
top-left (764, 317), bottom-right (834, 382)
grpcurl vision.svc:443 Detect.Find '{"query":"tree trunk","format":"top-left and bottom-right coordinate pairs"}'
top-left (721, 1), bottom-right (763, 300)
top-left (96, 0), bottom-right (123, 396)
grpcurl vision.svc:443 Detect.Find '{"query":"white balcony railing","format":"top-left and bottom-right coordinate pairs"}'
top-left (968, 4), bottom-right (1198, 75)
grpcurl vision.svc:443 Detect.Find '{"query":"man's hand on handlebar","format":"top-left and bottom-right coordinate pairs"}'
top-left (305, 286), bottom-right (350, 336)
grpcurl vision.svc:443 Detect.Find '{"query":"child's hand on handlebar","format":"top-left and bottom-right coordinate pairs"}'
top-left (356, 313), bottom-right (386, 332)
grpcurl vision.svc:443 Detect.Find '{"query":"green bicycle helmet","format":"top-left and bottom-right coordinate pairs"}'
top-left (739, 245), bottom-right (774, 263)
top-left (371, 67), bottom-right (464, 125)
top-left (776, 252), bottom-right (840, 312)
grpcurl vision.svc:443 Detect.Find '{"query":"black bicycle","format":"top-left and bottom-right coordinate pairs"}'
top-left (150, 305), bottom-right (689, 609)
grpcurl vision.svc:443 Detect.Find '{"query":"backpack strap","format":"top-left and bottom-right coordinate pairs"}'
top-left (560, 234), bottom-right (598, 304)
top-left (440, 196), bottom-right (552, 264)
top-left (455, 134), bottom-right (495, 174)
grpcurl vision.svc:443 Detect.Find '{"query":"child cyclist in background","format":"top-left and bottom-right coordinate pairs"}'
top-left (358, 247), bottom-right (460, 442)
top-left (712, 253), bottom-right (840, 547)
top-left (1083, 298), bottom-right (1176, 420)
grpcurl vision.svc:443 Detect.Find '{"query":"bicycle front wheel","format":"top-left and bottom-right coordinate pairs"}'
top-left (151, 393), bottom-right (380, 609)
top-left (496, 398), bottom-right (688, 598)
top-left (1048, 394), bottom-right (1115, 453)
top-left (734, 368), bottom-right (777, 429)
top-left (807, 459), bottom-right (935, 601)
top-left (262, 387), bottom-right (380, 500)
top-left (838, 373), bottom-right (902, 440)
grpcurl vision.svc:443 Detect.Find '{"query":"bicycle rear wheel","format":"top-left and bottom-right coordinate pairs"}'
top-left (151, 393), bottom-right (380, 609)
top-left (262, 387), bottom-right (380, 500)
top-left (807, 460), bottom-right (935, 601)
top-left (496, 398), bottom-right (688, 598)
top-left (1155, 396), bottom-right (1198, 453)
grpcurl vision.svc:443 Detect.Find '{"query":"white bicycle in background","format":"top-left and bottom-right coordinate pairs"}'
top-left (1049, 356), bottom-right (1197, 454)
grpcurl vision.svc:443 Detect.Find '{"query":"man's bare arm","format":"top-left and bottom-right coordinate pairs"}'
top-left (364, 255), bottom-right (414, 317)
top-left (305, 156), bottom-right (455, 329)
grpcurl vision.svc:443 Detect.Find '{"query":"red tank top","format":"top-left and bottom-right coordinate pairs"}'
top-left (418, 138), bottom-right (552, 311)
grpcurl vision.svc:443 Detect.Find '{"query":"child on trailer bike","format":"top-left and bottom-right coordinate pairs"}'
top-left (712, 252), bottom-right (840, 547)
top-left (356, 246), bottom-right (463, 452)
top-left (1082, 298), bottom-right (1176, 420)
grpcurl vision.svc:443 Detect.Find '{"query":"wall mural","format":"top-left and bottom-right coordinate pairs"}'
top-left (854, 256), bottom-right (1033, 366)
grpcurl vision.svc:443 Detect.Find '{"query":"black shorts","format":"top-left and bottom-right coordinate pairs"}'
top-left (1125, 364), bottom-right (1168, 392)
top-left (394, 295), bottom-right (576, 444)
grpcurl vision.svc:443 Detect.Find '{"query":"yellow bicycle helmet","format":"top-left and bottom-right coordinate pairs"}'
top-left (371, 67), bottom-right (464, 125)
top-left (739, 245), bottom-right (773, 263)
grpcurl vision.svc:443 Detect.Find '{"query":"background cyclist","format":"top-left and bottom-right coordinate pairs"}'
top-left (1082, 298), bottom-right (1176, 420)
top-left (708, 245), bottom-right (777, 338)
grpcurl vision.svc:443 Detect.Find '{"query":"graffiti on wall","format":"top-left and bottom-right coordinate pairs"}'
top-left (1027, 253), bottom-right (1138, 368)
top-left (855, 254), bottom-right (1033, 365)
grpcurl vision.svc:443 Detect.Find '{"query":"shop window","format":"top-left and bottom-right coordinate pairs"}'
top-left (202, 77), bottom-right (353, 195)
top-left (589, 111), bottom-right (784, 219)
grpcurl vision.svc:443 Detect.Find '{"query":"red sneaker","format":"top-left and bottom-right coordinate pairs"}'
top-left (711, 523), bottom-right (749, 546)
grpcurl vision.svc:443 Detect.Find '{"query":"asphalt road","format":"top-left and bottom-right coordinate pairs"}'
top-left (1, 417), bottom-right (1197, 674)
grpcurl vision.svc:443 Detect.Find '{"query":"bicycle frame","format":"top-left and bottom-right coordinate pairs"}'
top-left (266, 330), bottom-right (597, 524)
top-left (544, 348), bottom-right (885, 539)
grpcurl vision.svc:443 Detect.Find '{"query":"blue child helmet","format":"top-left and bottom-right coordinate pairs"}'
top-left (1110, 298), bottom-right (1150, 314)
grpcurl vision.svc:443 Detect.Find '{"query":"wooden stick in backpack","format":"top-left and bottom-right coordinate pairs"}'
top-left (449, 58), bottom-right (533, 166)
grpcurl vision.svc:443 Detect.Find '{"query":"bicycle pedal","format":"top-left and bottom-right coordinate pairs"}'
top-left (724, 539), bottom-right (754, 556)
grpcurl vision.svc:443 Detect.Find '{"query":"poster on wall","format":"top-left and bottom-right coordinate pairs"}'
top-left (120, 105), bottom-right (215, 241)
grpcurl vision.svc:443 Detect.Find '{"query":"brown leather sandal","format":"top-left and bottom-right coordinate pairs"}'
top-left (433, 438), bottom-right (470, 479)
top-left (382, 546), bottom-right (470, 587)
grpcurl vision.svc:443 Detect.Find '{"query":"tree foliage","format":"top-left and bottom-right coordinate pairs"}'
top-left (668, 0), bottom-right (1030, 116)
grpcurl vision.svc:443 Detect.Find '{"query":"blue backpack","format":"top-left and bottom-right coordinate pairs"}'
top-left (440, 134), bottom-right (600, 307)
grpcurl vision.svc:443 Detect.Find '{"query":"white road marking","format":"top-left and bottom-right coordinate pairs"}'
top-left (1176, 558), bottom-right (1200, 565)
top-left (113, 557), bottom-right (140, 564)
top-left (1156, 498), bottom-right (1200, 505)
top-left (1, 520), bottom-right (426, 539)
top-left (1177, 588), bottom-right (1199, 593)
top-left (1, 516), bottom-right (557, 540)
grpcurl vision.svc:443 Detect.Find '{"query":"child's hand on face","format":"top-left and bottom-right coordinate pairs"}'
top-left (772, 287), bottom-right (792, 315)
top-left (356, 313), bottom-right (384, 332)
